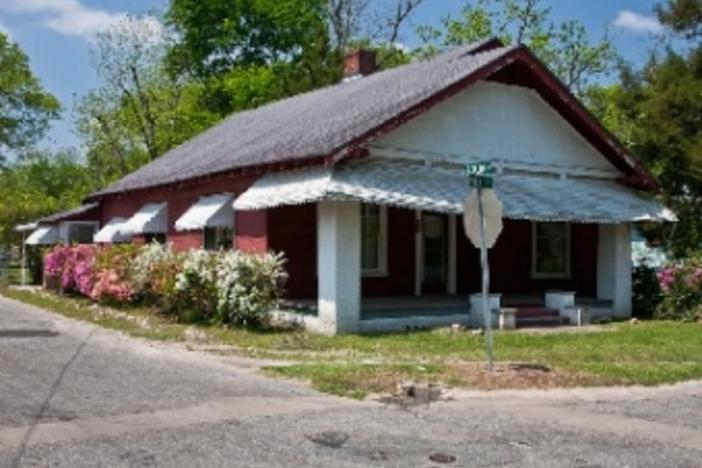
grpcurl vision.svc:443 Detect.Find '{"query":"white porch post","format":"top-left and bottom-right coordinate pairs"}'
top-left (317, 201), bottom-right (361, 334)
top-left (597, 223), bottom-right (632, 317)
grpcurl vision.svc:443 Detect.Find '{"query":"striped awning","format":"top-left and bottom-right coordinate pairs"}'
top-left (26, 226), bottom-right (59, 245)
top-left (93, 217), bottom-right (131, 243)
top-left (234, 159), bottom-right (675, 224)
top-left (122, 203), bottom-right (168, 235)
top-left (175, 194), bottom-right (233, 232)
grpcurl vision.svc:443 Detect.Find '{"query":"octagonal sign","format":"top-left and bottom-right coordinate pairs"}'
top-left (463, 188), bottom-right (503, 248)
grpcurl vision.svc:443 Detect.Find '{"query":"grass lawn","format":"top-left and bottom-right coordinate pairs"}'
top-left (0, 266), bottom-right (24, 286)
top-left (3, 287), bottom-right (702, 399)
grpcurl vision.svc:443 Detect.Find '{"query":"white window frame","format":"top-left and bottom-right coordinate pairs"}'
top-left (531, 221), bottom-right (571, 279)
top-left (203, 226), bottom-right (234, 251)
top-left (361, 204), bottom-right (388, 278)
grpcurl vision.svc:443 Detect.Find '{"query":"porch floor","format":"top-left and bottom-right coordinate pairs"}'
top-left (279, 295), bottom-right (612, 320)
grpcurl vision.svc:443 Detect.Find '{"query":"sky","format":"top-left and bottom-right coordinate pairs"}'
top-left (0, 0), bottom-right (666, 153)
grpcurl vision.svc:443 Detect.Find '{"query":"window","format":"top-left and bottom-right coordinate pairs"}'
top-left (361, 204), bottom-right (388, 277)
top-left (143, 233), bottom-right (167, 244)
top-left (532, 222), bottom-right (570, 278)
top-left (204, 227), bottom-right (233, 250)
top-left (66, 222), bottom-right (98, 244)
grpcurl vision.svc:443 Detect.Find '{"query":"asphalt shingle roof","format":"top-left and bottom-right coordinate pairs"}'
top-left (37, 203), bottom-right (99, 224)
top-left (90, 40), bottom-right (517, 198)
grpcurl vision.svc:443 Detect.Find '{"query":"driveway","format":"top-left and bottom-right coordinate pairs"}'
top-left (1, 295), bottom-right (701, 467)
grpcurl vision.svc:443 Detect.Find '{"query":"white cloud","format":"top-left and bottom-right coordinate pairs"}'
top-left (613, 10), bottom-right (664, 35)
top-left (0, 0), bottom-right (161, 40)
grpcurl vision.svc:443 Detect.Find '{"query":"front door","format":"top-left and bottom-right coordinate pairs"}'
top-left (422, 213), bottom-right (447, 294)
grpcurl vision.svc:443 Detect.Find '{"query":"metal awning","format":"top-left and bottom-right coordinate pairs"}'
top-left (25, 226), bottom-right (59, 245)
top-left (122, 203), bottom-right (168, 235)
top-left (234, 159), bottom-right (675, 224)
top-left (175, 194), bottom-right (234, 232)
top-left (93, 217), bottom-right (131, 243)
top-left (15, 222), bottom-right (38, 232)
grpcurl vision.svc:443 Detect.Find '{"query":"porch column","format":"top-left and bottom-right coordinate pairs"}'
top-left (317, 201), bottom-right (361, 334)
top-left (597, 223), bottom-right (632, 317)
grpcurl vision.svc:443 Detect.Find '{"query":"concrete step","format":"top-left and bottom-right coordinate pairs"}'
top-left (516, 315), bottom-right (571, 328)
top-left (514, 307), bottom-right (560, 318)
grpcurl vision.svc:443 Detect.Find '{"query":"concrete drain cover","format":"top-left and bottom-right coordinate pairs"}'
top-left (307, 431), bottom-right (350, 448)
top-left (429, 452), bottom-right (456, 464)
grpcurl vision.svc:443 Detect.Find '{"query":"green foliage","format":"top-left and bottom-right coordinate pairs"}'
top-left (0, 32), bottom-right (60, 163)
top-left (655, 260), bottom-right (702, 321)
top-left (166, 0), bottom-right (330, 76)
top-left (633, 266), bottom-right (663, 319)
top-left (0, 151), bottom-right (97, 247)
top-left (75, 17), bottom-right (221, 186)
top-left (166, 0), bottom-right (341, 116)
top-left (657, 0), bottom-right (702, 39)
top-left (416, 0), bottom-right (616, 95)
top-left (596, 47), bottom-right (702, 256)
top-left (39, 243), bottom-right (287, 329)
top-left (214, 250), bottom-right (287, 327)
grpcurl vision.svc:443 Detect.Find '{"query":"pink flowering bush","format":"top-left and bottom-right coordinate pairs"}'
top-left (90, 270), bottom-right (133, 303)
top-left (43, 245), bottom-right (97, 296)
top-left (42, 243), bottom-right (287, 327)
top-left (656, 259), bottom-right (702, 321)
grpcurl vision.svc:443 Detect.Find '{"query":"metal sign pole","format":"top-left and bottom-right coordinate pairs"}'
top-left (21, 232), bottom-right (27, 287)
top-left (477, 186), bottom-right (494, 372)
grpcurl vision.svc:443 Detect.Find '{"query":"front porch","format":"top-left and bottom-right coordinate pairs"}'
top-left (234, 158), bottom-right (671, 334)
top-left (260, 198), bottom-right (634, 334)
top-left (278, 293), bottom-right (615, 333)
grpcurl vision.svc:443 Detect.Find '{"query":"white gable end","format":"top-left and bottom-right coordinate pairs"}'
top-left (372, 81), bottom-right (619, 175)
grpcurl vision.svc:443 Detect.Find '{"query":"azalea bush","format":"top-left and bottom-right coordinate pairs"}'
top-left (43, 244), bottom-right (98, 296)
top-left (656, 258), bottom-right (702, 321)
top-left (42, 243), bottom-right (287, 327)
top-left (215, 251), bottom-right (287, 327)
top-left (172, 249), bottom-right (218, 321)
top-left (91, 244), bottom-right (139, 303)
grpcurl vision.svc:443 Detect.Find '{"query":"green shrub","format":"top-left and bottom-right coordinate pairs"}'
top-left (655, 259), bottom-right (702, 321)
top-left (40, 243), bottom-right (287, 329)
top-left (172, 249), bottom-right (218, 321)
top-left (215, 251), bottom-right (287, 327)
top-left (633, 265), bottom-right (662, 318)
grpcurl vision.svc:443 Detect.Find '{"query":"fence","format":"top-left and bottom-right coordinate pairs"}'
top-left (0, 254), bottom-right (27, 286)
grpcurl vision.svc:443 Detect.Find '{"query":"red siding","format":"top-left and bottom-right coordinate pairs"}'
top-left (235, 210), bottom-right (269, 253)
top-left (170, 231), bottom-right (204, 251)
top-left (457, 219), bottom-right (598, 297)
top-left (267, 205), bottom-right (418, 299)
top-left (268, 204), bottom-right (317, 298)
top-left (99, 175), bottom-right (256, 251)
top-left (362, 207), bottom-right (416, 296)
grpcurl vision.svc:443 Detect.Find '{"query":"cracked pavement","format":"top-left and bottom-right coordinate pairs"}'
top-left (1, 295), bottom-right (701, 467)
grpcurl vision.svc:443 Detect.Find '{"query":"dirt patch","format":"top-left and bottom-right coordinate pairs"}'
top-left (443, 362), bottom-right (622, 390)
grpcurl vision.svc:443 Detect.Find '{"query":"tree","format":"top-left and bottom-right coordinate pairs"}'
top-left (656, 0), bottom-right (702, 39)
top-left (0, 150), bottom-right (97, 247)
top-left (166, 0), bottom-right (345, 115)
top-left (416, 0), bottom-right (616, 95)
top-left (598, 48), bottom-right (702, 256)
top-left (75, 16), bottom-right (219, 185)
top-left (0, 32), bottom-right (60, 164)
top-left (166, 0), bottom-right (331, 77)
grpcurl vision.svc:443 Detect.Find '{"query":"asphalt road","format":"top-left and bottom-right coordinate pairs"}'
top-left (1, 295), bottom-right (701, 468)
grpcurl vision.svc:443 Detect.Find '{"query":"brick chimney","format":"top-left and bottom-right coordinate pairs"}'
top-left (344, 49), bottom-right (377, 79)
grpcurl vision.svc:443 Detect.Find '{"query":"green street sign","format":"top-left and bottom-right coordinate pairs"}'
top-left (468, 174), bottom-right (493, 188)
top-left (465, 161), bottom-right (496, 176)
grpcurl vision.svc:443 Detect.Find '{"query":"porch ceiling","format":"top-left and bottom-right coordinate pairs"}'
top-left (234, 159), bottom-right (675, 224)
